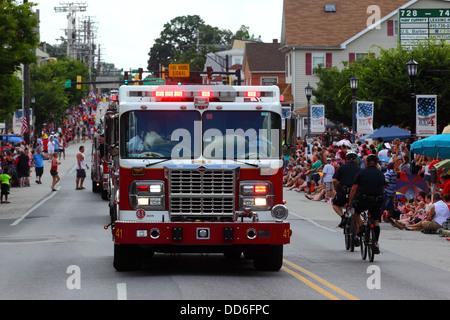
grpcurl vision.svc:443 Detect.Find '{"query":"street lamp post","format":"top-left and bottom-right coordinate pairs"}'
top-left (349, 75), bottom-right (359, 143)
top-left (305, 83), bottom-right (312, 139)
top-left (406, 55), bottom-right (418, 140)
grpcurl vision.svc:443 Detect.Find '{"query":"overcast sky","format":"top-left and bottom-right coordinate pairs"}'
top-left (34, 0), bottom-right (283, 70)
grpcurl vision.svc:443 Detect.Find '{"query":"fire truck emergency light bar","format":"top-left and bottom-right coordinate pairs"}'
top-left (126, 85), bottom-right (277, 103)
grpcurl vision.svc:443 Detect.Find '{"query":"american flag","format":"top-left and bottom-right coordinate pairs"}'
top-left (311, 106), bottom-right (324, 119)
top-left (20, 116), bottom-right (28, 135)
top-left (417, 97), bottom-right (436, 117)
top-left (357, 102), bottom-right (373, 118)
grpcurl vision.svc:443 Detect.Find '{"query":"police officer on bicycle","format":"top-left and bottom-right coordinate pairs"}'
top-left (332, 151), bottom-right (361, 228)
top-left (347, 154), bottom-right (385, 254)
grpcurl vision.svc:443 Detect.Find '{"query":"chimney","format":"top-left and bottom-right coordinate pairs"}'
top-left (273, 39), bottom-right (278, 43)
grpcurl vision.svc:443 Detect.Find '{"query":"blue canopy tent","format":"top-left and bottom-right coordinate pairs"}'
top-left (1, 135), bottom-right (24, 144)
top-left (361, 126), bottom-right (411, 142)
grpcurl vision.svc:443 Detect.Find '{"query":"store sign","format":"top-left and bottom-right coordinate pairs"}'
top-left (399, 8), bottom-right (450, 49)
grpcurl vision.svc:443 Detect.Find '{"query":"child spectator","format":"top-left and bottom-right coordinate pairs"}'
top-left (0, 169), bottom-right (11, 203)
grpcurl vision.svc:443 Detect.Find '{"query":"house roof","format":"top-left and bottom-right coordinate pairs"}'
top-left (244, 42), bottom-right (285, 72)
top-left (282, 0), bottom-right (413, 48)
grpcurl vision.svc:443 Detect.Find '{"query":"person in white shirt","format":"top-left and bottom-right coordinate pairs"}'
top-left (322, 158), bottom-right (335, 201)
top-left (407, 194), bottom-right (450, 232)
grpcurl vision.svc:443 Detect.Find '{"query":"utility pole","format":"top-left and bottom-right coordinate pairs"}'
top-left (23, 0), bottom-right (31, 143)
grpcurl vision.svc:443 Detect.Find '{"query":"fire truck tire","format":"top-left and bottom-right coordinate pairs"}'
top-left (253, 245), bottom-right (283, 271)
top-left (223, 247), bottom-right (242, 260)
top-left (113, 244), bottom-right (141, 271)
top-left (101, 189), bottom-right (108, 200)
top-left (92, 181), bottom-right (101, 193)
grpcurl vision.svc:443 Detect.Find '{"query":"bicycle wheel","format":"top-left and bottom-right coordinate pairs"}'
top-left (349, 220), bottom-right (356, 252)
top-left (344, 222), bottom-right (351, 251)
top-left (360, 232), bottom-right (366, 260)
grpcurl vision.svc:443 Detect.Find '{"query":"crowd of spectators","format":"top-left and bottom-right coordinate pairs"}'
top-left (283, 133), bottom-right (450, 234)
top-left (0, 91), bottom-right (106, 200)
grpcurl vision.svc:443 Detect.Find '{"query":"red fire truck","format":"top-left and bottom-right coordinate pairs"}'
top-left (109, 85), bottom-right (291, 271)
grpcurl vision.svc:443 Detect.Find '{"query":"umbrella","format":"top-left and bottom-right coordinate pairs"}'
top-left (442, 124), bottom-right (450, 134)
top-left (410, 134), bottom-right (450, 159)
top-left (336, 139), bottom-right (351, 147)
top-left (434, 159), bottom-right (450, 170)
top-left (395, 174), bottom-right (427, 200)
top-left (396, 192), bottom-right (406, 204)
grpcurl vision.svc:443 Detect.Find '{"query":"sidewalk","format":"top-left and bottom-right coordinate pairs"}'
top-left (0, 139), bottom-right (93, 221)
top-left (0, 101), bottom-right (108, 221)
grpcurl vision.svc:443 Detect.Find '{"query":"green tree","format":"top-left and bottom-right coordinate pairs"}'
top-left (31, 57), bottom-right (89, 130)
top-left (0, 0), bottom-right (39, 75)
top-left (147, 15), bottom-right (256, 71)
top-left (314, 41), bottom-right (450, 132)
top-left (0, 73), bottom-right (22, 122)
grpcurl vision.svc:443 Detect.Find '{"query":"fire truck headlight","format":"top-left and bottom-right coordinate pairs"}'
top-left (137, 197), bottom-right (150, 206)
top-left (150, 184), bottom-right (162, 193)
top-left (271, 204), bottom-right (289, 222)
top-left (254, 198), bottom-right (267, 206)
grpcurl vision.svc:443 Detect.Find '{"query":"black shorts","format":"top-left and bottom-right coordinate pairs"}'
top-left (332, 191), bottom-right (348, 207)
top-left (354, 200), bottom-right (382, 221)
top-left (35, 167), bottom-right (44, 177)
top-left (50, 169), bottom-right (58, 176)
top-left (76, 169), bottom-right (86, 178)
top-left (17, 170), bottom-right (29, 178)
top-left (1, 184), bottom-right (10, 195)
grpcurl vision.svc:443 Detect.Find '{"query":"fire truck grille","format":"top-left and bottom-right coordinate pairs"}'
top-left (168, 168), bottom-right (236, 216)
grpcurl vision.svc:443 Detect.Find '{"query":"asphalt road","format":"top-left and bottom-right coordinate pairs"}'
top-left (0, 134), bottom-right (449, 305)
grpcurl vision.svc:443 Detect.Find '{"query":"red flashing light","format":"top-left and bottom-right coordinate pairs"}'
top-left (155, 91), bottom-right (183, 98)
top-left (254, 185), bottom-right (268, 194)
top-left (137, 185), bottom-right (149, 193)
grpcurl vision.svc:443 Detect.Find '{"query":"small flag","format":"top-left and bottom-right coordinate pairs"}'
top-left (21, 116), bottom-right (28, 135)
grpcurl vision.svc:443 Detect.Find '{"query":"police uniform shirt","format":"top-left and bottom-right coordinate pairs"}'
top-left (333, 162), bottom-right (361, 187)
top-left (353, 166), bottom-right (385, 196)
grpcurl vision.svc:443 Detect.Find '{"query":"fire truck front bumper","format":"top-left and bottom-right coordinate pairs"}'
top-left (113, 221), bottom-right (291, 246)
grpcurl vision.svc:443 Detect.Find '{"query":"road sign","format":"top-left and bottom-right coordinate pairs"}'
top-left (64, 80), bottom-right (71, 88)
top-left (169, 64), bottom-right (190, 77)
top-left (399, 8), bottom-right (450, 49)
top-left (143, 78), bottom-right (166, 85)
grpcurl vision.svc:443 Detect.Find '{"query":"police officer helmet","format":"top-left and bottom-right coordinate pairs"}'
top-left (367, 154), bottom-right (379, 164)
top-left (346, 151), bottom-right (357, 161)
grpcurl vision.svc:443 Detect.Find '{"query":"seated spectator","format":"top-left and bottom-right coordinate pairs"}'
top-left (406, 193), bottom-right (450, 232)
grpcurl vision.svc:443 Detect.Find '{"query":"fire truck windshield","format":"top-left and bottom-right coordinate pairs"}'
top-left (202, 111), bottom-right (281, 160)
top-left (121, 110), bottom-right (200, 159)
top-left (120, 110), bottom-right (281, 160)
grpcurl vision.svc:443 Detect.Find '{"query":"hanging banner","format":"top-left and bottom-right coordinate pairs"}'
top-left (311, 105), bottom-right (325, 133)
top-left (416, 95), bottom-right (437, 137)
top-left (357, 101), bottom-right (374, 135)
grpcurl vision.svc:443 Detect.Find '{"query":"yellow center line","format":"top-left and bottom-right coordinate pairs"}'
top-left (282, 259), bottom-right (359, 300)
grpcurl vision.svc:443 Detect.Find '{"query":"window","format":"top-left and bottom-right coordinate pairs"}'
top-left (261, 77), bottom-right (278, 86)
top-left (312, 53), bottom-right (325, 73)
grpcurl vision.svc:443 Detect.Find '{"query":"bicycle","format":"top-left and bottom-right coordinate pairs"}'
top-left (343, 207), bottom-right (358, 252)
top-left (359, 210), bottom-right (376, 262)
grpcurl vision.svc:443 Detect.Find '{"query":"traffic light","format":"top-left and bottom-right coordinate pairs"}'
top-left (207, 67), bottom-right (213, 81)
top-left (76, 75), bottom-right (82, 89)
top-left (124, 71), bottom-right (129, 85)
top-left (138, 68), bottom-right (143, 80)
top-left (222, 75), bottom-right (231, 85)
top-left (161, 66), bottom-right (165, 80)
